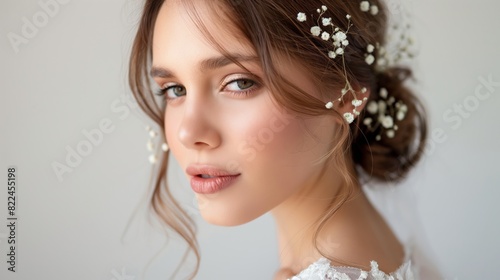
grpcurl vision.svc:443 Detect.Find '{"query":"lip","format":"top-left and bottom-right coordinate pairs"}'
top-left (186, 164), bottom-right (241, 194)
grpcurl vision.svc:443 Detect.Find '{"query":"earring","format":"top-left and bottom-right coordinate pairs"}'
top-left (146, 125), bottom-right (168, 164)
top-left (161, 143), bottom-right (169, 152)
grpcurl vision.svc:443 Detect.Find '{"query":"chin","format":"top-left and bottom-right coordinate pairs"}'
top-left (199, 206), bottom-right (263, 227)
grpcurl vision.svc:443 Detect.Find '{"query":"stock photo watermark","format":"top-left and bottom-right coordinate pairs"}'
top-left (424, 74), bottom-right (499, 156)
top-left (236, 108), bottom-right (295, 162)
top-left (6, 167), bottom-right (18, 273)
top-left (51, 94), bottom-right (139, 182)
top-left (7, 0), bottom-right (71, 54)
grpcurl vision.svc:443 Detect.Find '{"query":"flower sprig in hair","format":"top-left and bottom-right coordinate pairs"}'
top-left (363, 87), bottom-right (408, 140)
top-left (297, 5), bottom-right (366, 124)
top-left (297, 6), bottom-right (352, 61)
top-left (296, 3), bottom-right (411, 141)
top-left (359, 0), bottom-right (416, 72)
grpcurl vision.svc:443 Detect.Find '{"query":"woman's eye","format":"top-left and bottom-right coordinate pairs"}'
top-left (164, 85), bottom-right (186, 98)
top-left (224, 79), bottom-right (256, 92)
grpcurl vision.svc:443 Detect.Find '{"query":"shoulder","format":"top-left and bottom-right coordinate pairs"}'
top-left (274, 267), bottom-right (295, 280)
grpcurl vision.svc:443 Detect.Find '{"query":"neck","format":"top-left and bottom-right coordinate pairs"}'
top-left (271, 161), bottom-right (348, 268)
top-left (270, 153), bottom-right (407, 279)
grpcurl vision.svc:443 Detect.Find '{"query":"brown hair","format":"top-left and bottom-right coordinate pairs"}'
top-left (129, 0), bottom-right (427, 277)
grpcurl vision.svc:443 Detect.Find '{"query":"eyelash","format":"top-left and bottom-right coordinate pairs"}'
top-left (222, 78), bottom-right (260, 97)
top-left (154, 77), bottom-right (260, 103)
top-left (155, 85), bottom-right (184, 100)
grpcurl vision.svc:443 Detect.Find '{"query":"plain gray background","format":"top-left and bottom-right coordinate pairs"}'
top-left (1, 0), bottom-right (499, 279)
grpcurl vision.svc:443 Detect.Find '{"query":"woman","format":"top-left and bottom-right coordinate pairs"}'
top-left (129, 0), bottom-right (439, 279)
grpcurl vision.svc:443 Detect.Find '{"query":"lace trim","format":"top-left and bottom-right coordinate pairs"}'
top-left (288, 258), bottom-right (414, 280)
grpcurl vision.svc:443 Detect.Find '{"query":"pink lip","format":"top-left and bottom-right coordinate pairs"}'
top-left (186, 165), bottom-right (241, 194)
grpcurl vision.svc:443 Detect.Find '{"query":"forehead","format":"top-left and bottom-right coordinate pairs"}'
top-left (152, 0), bottom-right (254, 66)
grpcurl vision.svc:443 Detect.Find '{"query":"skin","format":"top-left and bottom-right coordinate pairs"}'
top-left (152, 0), bottom-right (404, 278)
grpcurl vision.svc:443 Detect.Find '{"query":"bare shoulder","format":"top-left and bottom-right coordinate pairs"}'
top-left (273, 267), bottom-right (295, 280)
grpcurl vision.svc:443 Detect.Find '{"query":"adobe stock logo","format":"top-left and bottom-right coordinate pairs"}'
top-left (51, 93), bottom-right (139, 182)
top-left (7, 0), bottom-right (71, 54)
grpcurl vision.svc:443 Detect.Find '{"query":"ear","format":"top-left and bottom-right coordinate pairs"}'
top-left (332, 87), bottom-right (370, 124)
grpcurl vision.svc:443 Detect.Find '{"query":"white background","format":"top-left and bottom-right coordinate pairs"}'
top-left (1, 0), bottom-right (499, 279)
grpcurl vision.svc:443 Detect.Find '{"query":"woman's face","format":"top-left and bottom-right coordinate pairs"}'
top-left (152, 1), bottom-right (339, 226)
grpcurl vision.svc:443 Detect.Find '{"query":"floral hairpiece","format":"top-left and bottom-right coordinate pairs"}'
top-left (360, 1), bottom-right (415, 73)
top-left (297, 5), bottom-right (367, 125)
top-left (296, 2), bottom-right (411, 141)
top-left (363, 87), bottom-right (408, 140)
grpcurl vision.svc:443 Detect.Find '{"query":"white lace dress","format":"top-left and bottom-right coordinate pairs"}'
top-left (289, 258), bottom-right (414, 280)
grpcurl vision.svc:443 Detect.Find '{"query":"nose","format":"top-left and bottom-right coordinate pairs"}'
top-left (177, 95), bottom-right (222, 151)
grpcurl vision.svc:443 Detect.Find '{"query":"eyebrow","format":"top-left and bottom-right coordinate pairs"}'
top-left (150, 54), bottom-right (260, 78)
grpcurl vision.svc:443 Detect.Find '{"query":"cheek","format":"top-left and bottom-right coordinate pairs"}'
top-left (234, 104), bottom-right (335, 207)
top-left (239, 98), bottom-right (333, 165)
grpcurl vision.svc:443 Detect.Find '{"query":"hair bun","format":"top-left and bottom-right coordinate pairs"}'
top-left (352, 67), bottom-right (427, 182)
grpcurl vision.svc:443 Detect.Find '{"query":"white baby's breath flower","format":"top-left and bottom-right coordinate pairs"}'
top-left (363, 117), bottom-right (373, 126)
top-left (386, 129), bottom-right (395, 138)
top-left (378, 100), bottom-right (387, 113)
top-left (367, 101), bottom-right (378, 114)
top-left (321, 32), bottom-right (330, 41)
top-left (297, 12), bottom-right (307, 22)
top-left (148, 154), bottom-right (157, 164)
top-left (325, 101), bottom-right (334, 109)
top-left (396, 110), bottom-right (406, 121)
top-left (365, 54), bottom-right (375, 65)
top-left (310, 26), bottom-right (321, 36)
top-left (379, 87), bottom-right (388, 99)
top-left (322, 17), bottom-right (332, 26)
top-left (360, 1), bottom-right (370, 12)
top-left (377, 57), bottom-right (387, 67)
top-left (335, 31), bottom-right (347, 41)
top-left (336, 48), bottom-right (344, 55)
top-left (344, 112), bottom-right (355, 124)
top-left (366, 44), bottom-right (375, 53)
top-left (352, 99), bottom-right (363, 107)
top-left (328, 51), bottom-right (337, 59)
top-left (370, 5), bottom-right (379, 15)
top-left (346, 14), bottom-right (351, 19)
top-left (381, 116), bottom-right (394, 128)
top-left (342, 40), bottom-right (349, 46)
top-left (322, 5), bottom-right (327, 11)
